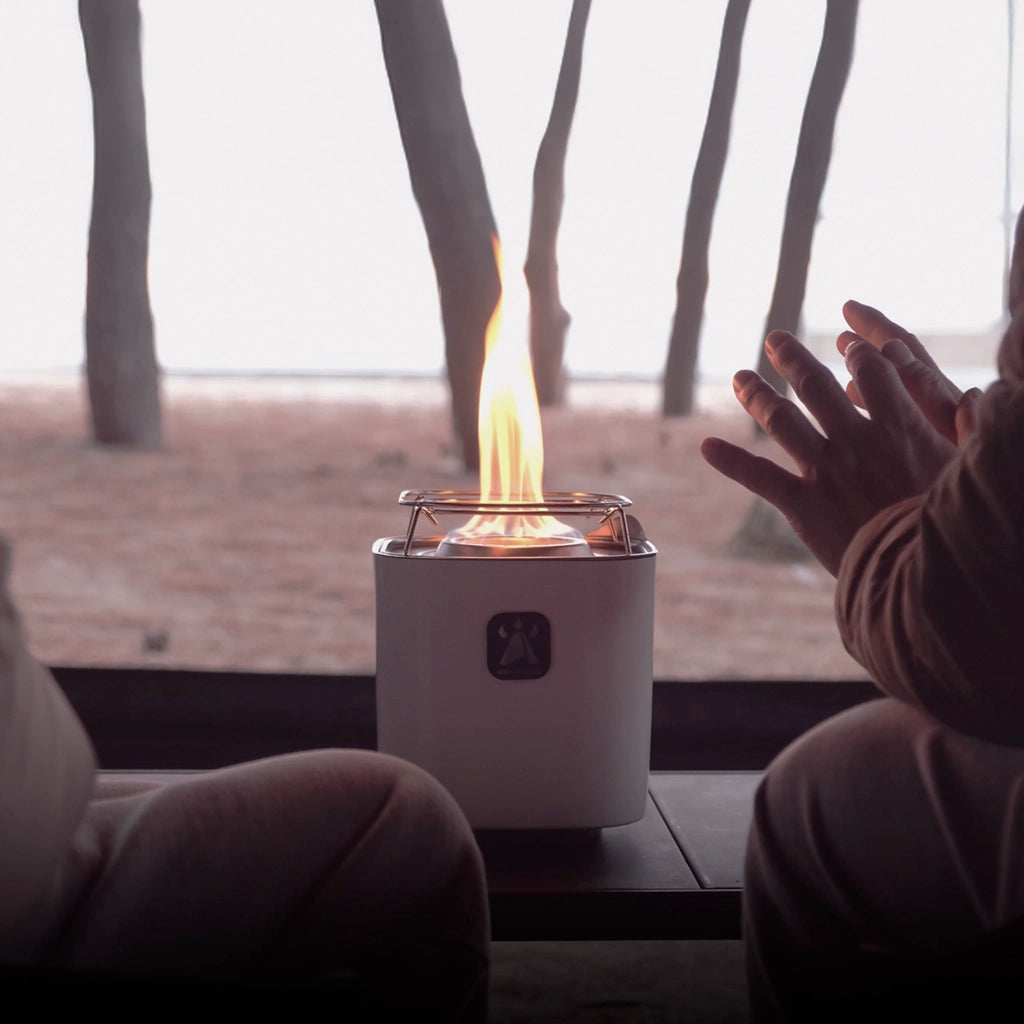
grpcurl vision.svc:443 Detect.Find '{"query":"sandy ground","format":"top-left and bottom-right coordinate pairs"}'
top-left (0, 371), bottom-right (866, 680)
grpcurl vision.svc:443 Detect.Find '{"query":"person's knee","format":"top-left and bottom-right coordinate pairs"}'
top-left (745, 697), bottom-right (943, 924)
top-left (294, 748), bottom-right (482, 882)
top-left (162, 747), bottom-right (472, 850)
top-left (754, 698), bottom-right (933, 834)
top-left (90, 749), bottom-right (489, 953)
top-left (269, 750), bottom-right (489, 953)
top-left (743, 699), bottom-right (942, 1015)
top-left (281, 752), bottom-right (490, 1015)
top-left (261, 747), bottom-right (485, 892)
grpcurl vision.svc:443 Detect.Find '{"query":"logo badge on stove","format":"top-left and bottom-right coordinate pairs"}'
top-left (487, 611), bottom-right (551, 680)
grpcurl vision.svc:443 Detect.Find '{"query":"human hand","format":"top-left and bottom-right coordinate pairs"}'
top-left (839, 299), bottom-right (982, 445)
top-left (700, 329), bottom-right (958, 576)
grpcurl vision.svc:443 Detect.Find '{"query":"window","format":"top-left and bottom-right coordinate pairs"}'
top-left (1, 2), bottom-right (1016, 680)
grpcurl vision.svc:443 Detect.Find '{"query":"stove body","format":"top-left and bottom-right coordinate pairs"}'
top-left (373, 492), bottom-right (656, 829)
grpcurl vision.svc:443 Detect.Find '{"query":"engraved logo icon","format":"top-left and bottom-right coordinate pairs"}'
top-left (487, 611), bottom-right (551, 680)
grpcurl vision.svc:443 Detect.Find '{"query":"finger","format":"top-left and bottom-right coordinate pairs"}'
top-left (763, 330), bottom-right (862, 439)
top-left (843, 339), bottom-right (933, 429)
top-left (842, 299), bottom-right (940, 370)
top-left (836, 330), bottom-right (864, 357)
top-left (840, 325), bottom-right (963, 417)
top-left (838, 331), bottom-right (866, 407)
top-left (880, 337), bottom-right (962, 442)
top-left (954, 388), bottom-right (983, 445)
top-left (731, 366), bottom-right (828, 473)
top-left (699, 436), bottom-right (804, 512)
top-left (880, 336), bottom-right (962, 399)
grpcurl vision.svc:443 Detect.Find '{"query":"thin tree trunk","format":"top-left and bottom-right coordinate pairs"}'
top-left (374, 0), bottom-right (499, 472)
top-left (731, 0), bottom-right (857, 563)
top-left (755, 0), bottom-right (859, 394)
top-left (662, 0), bottom-right (751, 416)
top-left (525, 0), bottom-right (591, 407)
top-left (79, 0), bottom-right (162, 447)
top-left (1002, 0), bottom-right (1015, 319)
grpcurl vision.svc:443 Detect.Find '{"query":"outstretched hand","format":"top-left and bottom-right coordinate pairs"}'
top-left (839, 299), bottom-right (982, 445)
top-left (700, 329), bottom-right (958, 576)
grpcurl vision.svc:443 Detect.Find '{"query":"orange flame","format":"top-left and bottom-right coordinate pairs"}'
top-left (458, 237), bottom-right (577, 544)
top-left (478, 237), bottom-right (544, 506)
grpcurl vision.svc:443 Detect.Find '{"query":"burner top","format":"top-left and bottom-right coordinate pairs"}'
top-left (392, 490), bottom-right (646, 558)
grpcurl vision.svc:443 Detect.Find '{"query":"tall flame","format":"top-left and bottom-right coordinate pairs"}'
top-left (478, 237), bottom-right (544, 506)
top-left (456, 236), bottom-right (579, 545)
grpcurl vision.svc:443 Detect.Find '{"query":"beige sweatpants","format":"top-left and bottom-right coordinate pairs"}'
top-left (34, 749), bottom-right (490, 1020)
top-left (743, 697), bottom-right (1024, 1022)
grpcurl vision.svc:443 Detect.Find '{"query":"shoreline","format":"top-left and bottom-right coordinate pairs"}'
top-left (0, 353), bottom-right (999, 415)
top-left (0, 369), bottom-right (743, 415)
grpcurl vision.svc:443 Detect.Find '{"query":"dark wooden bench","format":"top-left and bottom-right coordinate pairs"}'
top-left (59, 666), bottom-right (876, 941)
top-left (478, 770), bottom-right (761, 940)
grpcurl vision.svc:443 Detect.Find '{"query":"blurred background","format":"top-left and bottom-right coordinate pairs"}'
top-left (1, 0), bottom-right (1018, 385)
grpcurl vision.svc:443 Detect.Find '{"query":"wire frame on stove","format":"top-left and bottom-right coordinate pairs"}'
top-left (396, 489), bottom-right (642, 556)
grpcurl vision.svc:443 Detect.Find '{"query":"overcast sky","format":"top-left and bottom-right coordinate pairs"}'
top-left (0, 1), bottom-right (1019, 383)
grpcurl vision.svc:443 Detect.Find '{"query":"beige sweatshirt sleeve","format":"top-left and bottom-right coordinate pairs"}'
top-left (835, 377), bottom-right (1024, 746)
top-left (0, 537), bottom-right (97, 957)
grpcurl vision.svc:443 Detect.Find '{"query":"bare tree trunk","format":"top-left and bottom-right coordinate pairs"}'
top-left (662, 0), bottom-right (751, 416)
top-left (755, 0), bottom-right (859, 394)
top-left (731, 0), bottom-right (857, 563)
top-left (1002, 0), bottom-right (1016, 320)
top-left (374, 0), bottom-right (499, 472)
top-left (526, 0), bottom-right (591, 407)
top-left (79, 0), bottom-right (162, 447)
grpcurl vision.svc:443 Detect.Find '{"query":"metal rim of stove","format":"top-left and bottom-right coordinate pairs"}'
top-left (395, 489), bottom-right (640, 556)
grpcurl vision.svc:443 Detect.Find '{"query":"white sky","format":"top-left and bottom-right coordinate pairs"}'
top-left (0, 1), bottom-right (1020, 382)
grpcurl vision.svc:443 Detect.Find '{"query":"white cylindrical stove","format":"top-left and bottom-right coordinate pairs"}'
top-left (373, 490), bottom-right (656, 830)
